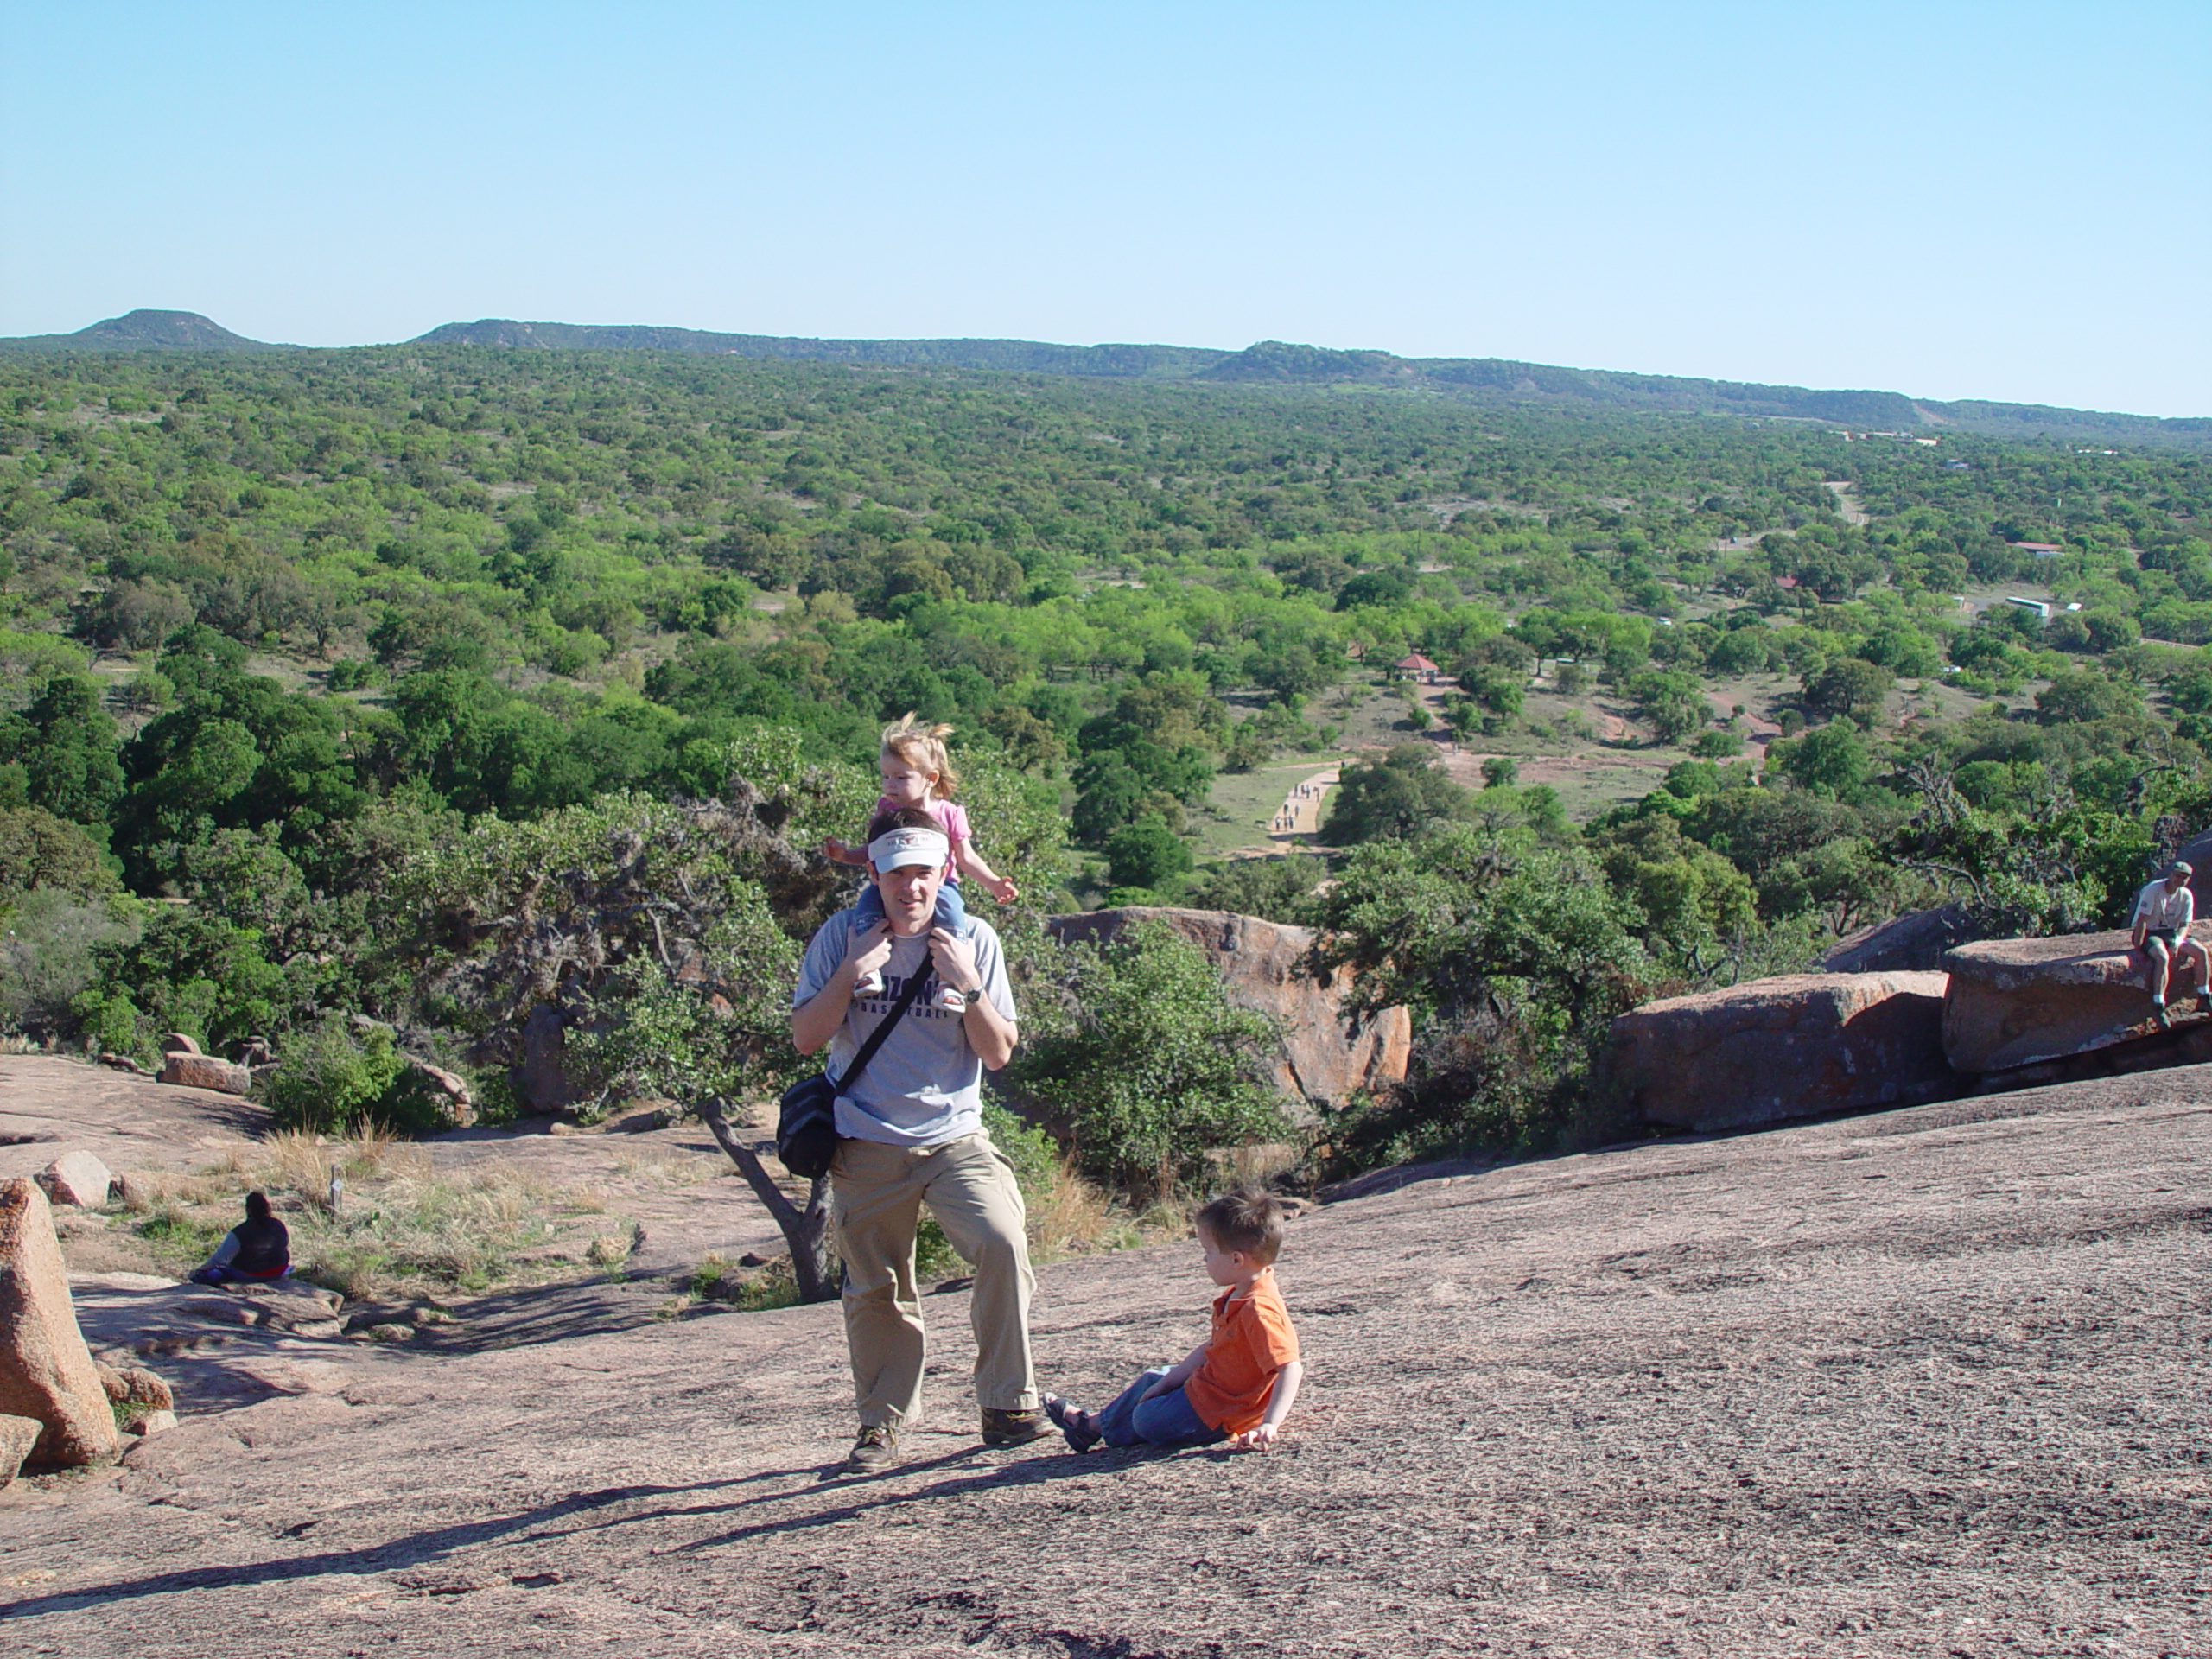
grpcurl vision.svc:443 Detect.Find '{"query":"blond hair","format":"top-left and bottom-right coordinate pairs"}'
top-left (880, 713), bottom-right (959, 798)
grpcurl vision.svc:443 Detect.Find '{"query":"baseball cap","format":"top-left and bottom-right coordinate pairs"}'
top-left (868, 827), bottom-right (950, 871)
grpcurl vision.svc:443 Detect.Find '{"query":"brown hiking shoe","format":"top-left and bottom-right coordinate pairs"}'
top-left (842, 1424), bottom-right (898, 1472)
top-left (981, 1407), bottom-right (1049, 1447)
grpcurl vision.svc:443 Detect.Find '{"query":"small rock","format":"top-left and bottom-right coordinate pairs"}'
top-left (94, 1052), bottom-right (147, 1076)
top-left (365, 1323), bottom-right (414, 1344)
top-left (289, 1319), bottom-right (346, 1340)
top-left (158, 1033), bottom-right (201, 1056)
top-left (738, 1252), bottom-right (769, 1268)
top-left (0, 1414), bottom-right (41, 1487)
top-left (37, 1149), bottom-right (116, 1210)
top-left (93, 1360), bottom-right (175, 1409)
top-left (125, 1408), bottom-right (178, 1436)
top-left (233, 1036), bottom-right (276, 1067)
top-left (157, 1053), bottom-right (253, 1096)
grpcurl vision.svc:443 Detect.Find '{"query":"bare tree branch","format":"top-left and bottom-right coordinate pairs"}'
top-left (696, 1096), bottom-right (837, 1302)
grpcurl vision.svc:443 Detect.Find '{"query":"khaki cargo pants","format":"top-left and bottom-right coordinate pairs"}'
top-left (830, 1132), bottom-right (1038, 1430)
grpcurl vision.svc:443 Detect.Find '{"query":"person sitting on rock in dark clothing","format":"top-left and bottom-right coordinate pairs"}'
top-left (190, 1191), bottom-right (292, 1285)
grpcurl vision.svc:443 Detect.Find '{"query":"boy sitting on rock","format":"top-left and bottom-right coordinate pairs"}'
top-left (1045, 1186), bottom-right (1303, 1452)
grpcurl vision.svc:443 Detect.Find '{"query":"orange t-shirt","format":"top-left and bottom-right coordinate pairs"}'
top-left (1182, 1271), bottom-right (1300, 1436)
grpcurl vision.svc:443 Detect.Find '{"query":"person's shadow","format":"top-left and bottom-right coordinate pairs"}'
top-left (0, 1441), bottom-right (1228, 1618)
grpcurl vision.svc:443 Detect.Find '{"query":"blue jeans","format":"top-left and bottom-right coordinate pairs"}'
top-left (1094, 1367), bottom-right (1228, 1450)
top-left (852, 879), bottom-right (969, 938)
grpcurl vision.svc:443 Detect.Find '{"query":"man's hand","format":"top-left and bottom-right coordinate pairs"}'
top-left (926, 925), bottom-right (983, 996)
top-left (847, 921), bottom-right (893, 986)
top-left (1231, 1423), bottom-right (1283, 1451)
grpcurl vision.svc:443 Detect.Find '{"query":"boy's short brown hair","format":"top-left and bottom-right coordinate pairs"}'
top-left (1194, 1186), bottom-right (1286, 1265)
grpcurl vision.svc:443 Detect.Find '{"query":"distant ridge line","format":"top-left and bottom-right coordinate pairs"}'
top-left (3, 310), bottom-right (2204, 447)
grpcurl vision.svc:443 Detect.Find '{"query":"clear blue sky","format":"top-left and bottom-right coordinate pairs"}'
top-left (3, 2), bottom-right (2205, 415)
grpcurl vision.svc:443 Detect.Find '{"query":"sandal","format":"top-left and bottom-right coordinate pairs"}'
top-left (1042, 1393), bottom-right (1102, 1452)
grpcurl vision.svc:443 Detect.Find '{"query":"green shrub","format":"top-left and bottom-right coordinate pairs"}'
top-left (915, 1100), bottom-right (1060, 1279)
top-left (2, 888), bottom-right (137, 1038)
top-left (263, 1017), bottom-right (452, 1136)
top-left (1004, 922), bottom-right (1287, 1199)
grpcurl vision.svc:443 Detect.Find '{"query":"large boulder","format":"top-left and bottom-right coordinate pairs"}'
top-left (157, 1052), bottom-right (252, 1095)
top-left (0, 1178), bottom-right (121, 1470)
top-left (1045, 907), bottom-right (1411, 1120)
top-left (1941, 928), bottom-right (2195, 1073)
top-left (1611, 971), bottom-right (1955, 1133)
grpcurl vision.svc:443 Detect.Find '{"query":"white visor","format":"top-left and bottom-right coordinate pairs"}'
top-left (868, 827), bottom-right (950, 871)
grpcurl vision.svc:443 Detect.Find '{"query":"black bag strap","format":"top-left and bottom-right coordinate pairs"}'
top-left (832, 952), bottom-right (934, 1095)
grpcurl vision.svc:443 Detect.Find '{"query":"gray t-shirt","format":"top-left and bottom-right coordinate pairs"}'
top-left (791, 908), bottom-right (1018, 1147)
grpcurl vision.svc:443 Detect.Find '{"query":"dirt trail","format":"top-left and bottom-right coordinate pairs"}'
top-left (1268, 766), bottom-right (1339, 839)
top-left (5, 1065), bottom-right (2209, 1654)
top-left (1824, 480), bottom-right (1872, 526)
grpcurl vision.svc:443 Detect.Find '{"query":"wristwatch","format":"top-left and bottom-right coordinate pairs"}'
top-left (957, 985), bottom-right (984, 1007)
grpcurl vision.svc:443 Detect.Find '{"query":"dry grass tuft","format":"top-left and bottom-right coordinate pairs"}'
top-left (1224, 1141), bottom-right (1304, 1189)
top-left (1028, 1164), bottom-right (1128, 1259)
top-left (74, 1133), bottom-right (639, 1303)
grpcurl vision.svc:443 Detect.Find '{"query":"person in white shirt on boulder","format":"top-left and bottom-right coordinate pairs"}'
top-left (2130, 861), bottom-right (2209, 1026)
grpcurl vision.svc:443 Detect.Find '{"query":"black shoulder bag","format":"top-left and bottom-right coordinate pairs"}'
top-left (777, 964), bottom-right (931, 1180)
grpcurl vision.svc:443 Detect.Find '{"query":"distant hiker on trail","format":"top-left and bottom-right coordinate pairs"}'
top-left (190, 1191), bottom-right (291, 1285)
top-left (1044, 1187), bottom-right (1303, 1454)
top-left (2132, 861), bottom-right (2209, 1026)
top-left (792, 807), bottom-right (1044, 1472)
top-left (822, 715), bottom-right (1020, 1004)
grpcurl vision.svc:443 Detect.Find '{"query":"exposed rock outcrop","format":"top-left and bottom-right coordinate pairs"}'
top-left (0, 1178), bottom-right (121, 1470)
top-left (1822, 905), bottom-right (1977, 974)
top-left (1611, 971), bottom-right (1955, 1132)
top-left (35, 1149), bottom-right (115, 1209)
top-left (1942, 928), bottom-right (2197, 1072)
top-left (158, 1052), bottom-right (253, 1095)
top-left (1045, 907), bottom-right (1411, 1118)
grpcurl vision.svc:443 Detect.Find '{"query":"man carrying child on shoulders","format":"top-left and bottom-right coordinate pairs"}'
top-left (791, 807), bottom-right (1046, 1473)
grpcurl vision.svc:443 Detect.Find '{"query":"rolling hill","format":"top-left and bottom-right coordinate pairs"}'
top-left (3, 309), bottom-right (2204, 447)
